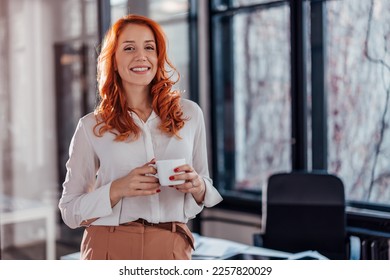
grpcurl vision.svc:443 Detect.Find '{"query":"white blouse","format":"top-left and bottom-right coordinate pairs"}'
top-left (59, 99), bottom-right (223, 229)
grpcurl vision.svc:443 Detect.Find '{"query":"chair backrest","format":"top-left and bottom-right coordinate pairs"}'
top-left (262, 171), bottom-right (347, 259)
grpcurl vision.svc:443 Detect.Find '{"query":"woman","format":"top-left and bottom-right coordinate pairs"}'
top-left (58, 14), bottom-right (222, 260)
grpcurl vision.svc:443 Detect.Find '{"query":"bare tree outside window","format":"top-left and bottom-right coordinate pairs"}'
top-left (234, 6), bottom-right (291, 191)
top-left (327, 0), bottom-right (390, 203)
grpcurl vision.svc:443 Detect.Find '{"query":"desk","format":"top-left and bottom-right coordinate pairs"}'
top-left (0, 195), bottom-right (56, 260)
top-left (192, 234), bottom-right (293, 259)
top-left (60, 234), bottom-right (293, 260)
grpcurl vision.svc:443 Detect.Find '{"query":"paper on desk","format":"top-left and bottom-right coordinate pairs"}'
top-left (287, 250), bottom-right (329, 260)
top-left (245, 246), bottom-right (293, 259)
top-left (192, 234), bottom-right (249, 258)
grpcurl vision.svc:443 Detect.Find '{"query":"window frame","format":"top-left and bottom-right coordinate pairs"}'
top-left (206, 0), bottom-right (390, 236)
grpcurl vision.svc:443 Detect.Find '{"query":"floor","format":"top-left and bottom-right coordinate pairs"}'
top-left (1, 240), bottom-right (79, 260)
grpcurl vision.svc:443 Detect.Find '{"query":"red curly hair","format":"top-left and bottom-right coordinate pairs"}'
top-left (94, 14), bottom-right (186, 141)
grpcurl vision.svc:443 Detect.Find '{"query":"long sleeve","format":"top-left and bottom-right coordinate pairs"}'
top-left (184, 103), bottom-right (223, 219)
top-left (58, 118), bottom-right (113, 229)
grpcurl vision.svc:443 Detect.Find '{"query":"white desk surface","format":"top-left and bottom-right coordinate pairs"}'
top-left (0, 195), bottom-right (56, 260)
top-left (192, 234), bottom-right (293, 259)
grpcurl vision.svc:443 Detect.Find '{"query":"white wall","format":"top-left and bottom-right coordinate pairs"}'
top-left (2, 0), bottom-right (58, 247)
top-left (9, 0), bottom-right (58, 201)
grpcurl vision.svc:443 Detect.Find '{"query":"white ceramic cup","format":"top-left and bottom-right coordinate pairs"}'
top-left (151, 158), bottom-right (186, 186)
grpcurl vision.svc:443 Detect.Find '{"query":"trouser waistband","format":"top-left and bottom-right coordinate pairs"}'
top-left (121, 219), bottom-right (194, 250)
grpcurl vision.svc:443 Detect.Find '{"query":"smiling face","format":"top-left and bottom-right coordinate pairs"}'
top-left (114, 23), bottom-right (158, 92)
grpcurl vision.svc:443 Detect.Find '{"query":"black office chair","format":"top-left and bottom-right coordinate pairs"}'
top-left (254, 171), bottom-right (360, 259)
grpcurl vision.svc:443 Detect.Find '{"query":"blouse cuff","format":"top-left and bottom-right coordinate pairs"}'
top-left (184, 178), bottom-right (223, 219)
top-left (202, 177), bottom-right (223, 207)
top-left (79, 182), bottom-right (113, 223)
top-left (184, 193), bottom-right (204, 219)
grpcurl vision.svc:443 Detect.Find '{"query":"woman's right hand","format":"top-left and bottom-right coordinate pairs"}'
top-left (109, 159), bottom-right (160, 206)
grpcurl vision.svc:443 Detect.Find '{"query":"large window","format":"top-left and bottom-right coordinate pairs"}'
top-left (211, 1), bottom-right (292, 194)
top-left (326, 0), bottom-right (390, 205)
top-left (210, 0), bottom-right (390, 214)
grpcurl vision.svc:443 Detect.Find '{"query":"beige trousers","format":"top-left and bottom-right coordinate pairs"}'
top-left (80, 221), bottom-right (193, 260)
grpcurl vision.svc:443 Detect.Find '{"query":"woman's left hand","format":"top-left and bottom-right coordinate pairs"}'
top-left (169, 164), bottom-right (206, 204)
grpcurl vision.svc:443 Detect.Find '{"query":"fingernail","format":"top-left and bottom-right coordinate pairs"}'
top-left (169, 176), bottom-right (175, 180)
top-left (174, 168), bottom-right (180, 172)
top-left (168, 185), bottom-right (174, 188)
top-left (156, 189), bottom-right (161, 193)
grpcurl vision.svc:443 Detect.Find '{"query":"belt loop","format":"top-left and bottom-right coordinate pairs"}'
top-left (109, 226), bottom-right (115, 233)
top-left (171, 222), bottom-right (176, 233)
